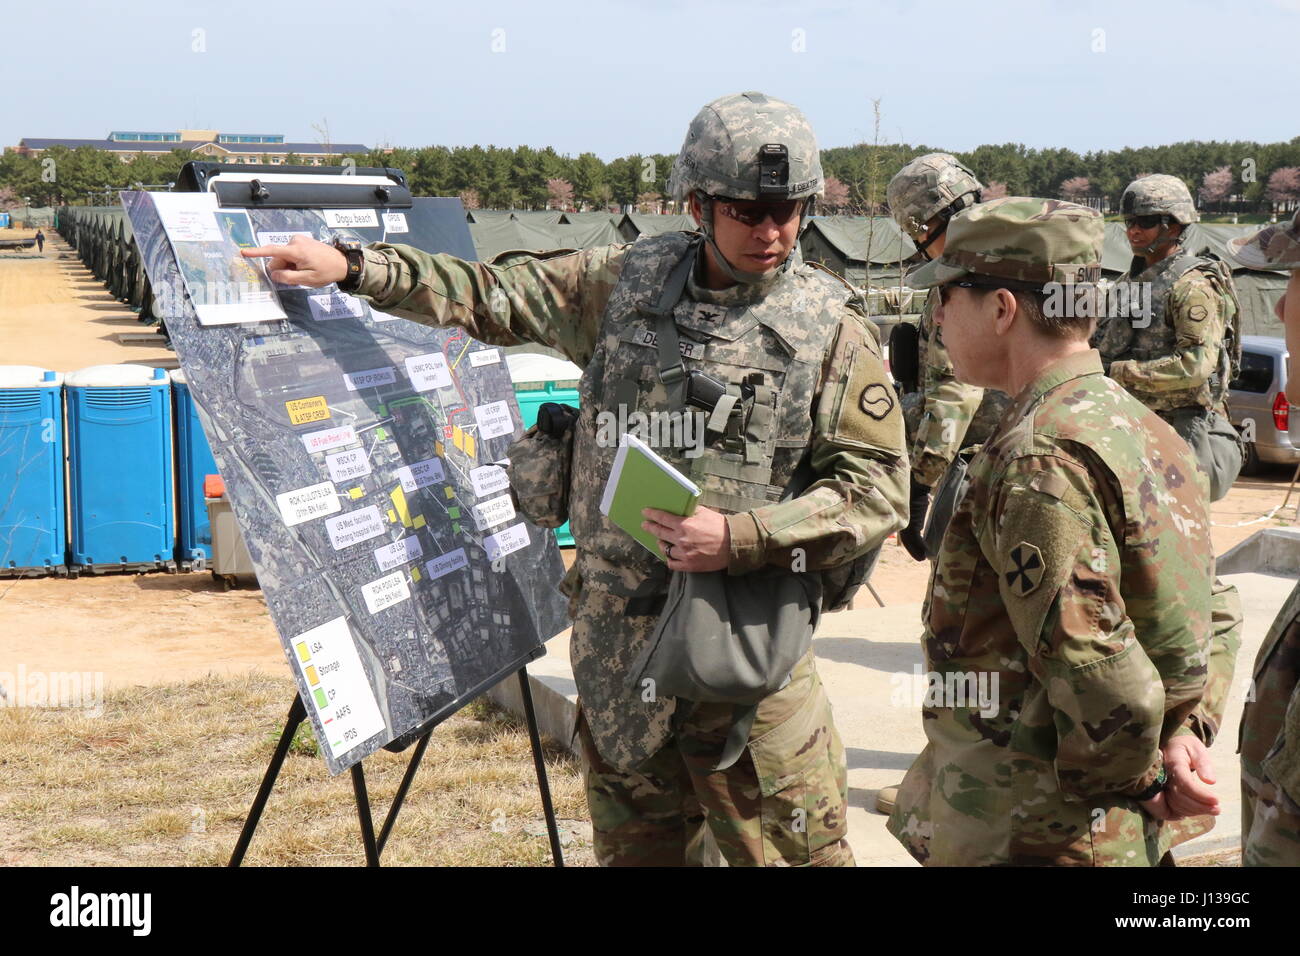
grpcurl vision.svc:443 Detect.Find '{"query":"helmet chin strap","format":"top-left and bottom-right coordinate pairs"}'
top-left (1137, 217), bottom-right (1182, 258)
top-left (697, 193), bottom-right (798, 287)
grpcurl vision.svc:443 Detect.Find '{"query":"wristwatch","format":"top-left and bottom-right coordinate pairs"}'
top-left (1131, 766), bottom-right (1169, 802)
top-left (333, 237), bottom-right (365, 291)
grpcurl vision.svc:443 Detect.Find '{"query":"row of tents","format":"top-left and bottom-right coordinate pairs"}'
top-left (55, 200), bottom-right (1290, 338)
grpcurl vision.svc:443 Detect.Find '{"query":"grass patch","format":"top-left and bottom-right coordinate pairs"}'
top-left (0, 673), bottom-right (592, 866)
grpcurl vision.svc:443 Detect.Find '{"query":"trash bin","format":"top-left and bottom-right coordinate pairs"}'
top-left (65, 364), bottom-right (175, 573)
top-left (0, 366), bottom-right (66, 576)
top-left (172, 368), bottom-right (219, 570)
top-left (506, 352), bottom-right (581, 547)
top-left (205, 474), bottom-right (255, 589)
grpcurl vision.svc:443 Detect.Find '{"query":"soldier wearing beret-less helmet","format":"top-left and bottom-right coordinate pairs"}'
top-left (241, 92), bottom-right (909, 866)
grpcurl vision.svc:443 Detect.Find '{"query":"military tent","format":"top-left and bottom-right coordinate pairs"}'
top-left (619, 213), bottom-right (698, 241)
top-left (799, 216), bottom-right (918, 285)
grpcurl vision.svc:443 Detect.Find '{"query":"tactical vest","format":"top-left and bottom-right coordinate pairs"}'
top-left (568, 232), bottom-right (847, 585)
top-left (1096, 250), bottom-right (1242, 409)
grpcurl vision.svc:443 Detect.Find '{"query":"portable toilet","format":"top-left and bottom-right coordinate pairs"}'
top-left (506, 352), bottom-right (582, 547)
top-left (64, 364), bottom-right (175, 573)
top-left (172, 368), bottom-right (219, 570)
top-left (0, 366), bottom-right (66, 576)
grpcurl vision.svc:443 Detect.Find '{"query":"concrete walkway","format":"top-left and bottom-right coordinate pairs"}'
top-left (489, 544), bottom-right (1296, 865)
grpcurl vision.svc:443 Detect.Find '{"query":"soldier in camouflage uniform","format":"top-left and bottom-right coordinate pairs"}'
top-left (1228, 212), bottom-right (1300, 865)
top-left (1091, 175), bottom-right (1244, 829)
top-left (1093, 174), bottom-right (1245, 501)
top-left (885, 198), bottom-right (1219, 865)
top-left (244, 92), bottom-right (909, 866)
top-left (886, 154), bottom-right (1012, 560)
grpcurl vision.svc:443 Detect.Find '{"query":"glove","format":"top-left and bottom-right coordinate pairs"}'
top-left (899, 477), bottom-right (930, 562)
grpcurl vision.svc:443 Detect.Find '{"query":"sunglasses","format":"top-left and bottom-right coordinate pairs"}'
top-left (1124, 214), bottom-right (1166, 230)
top-left (714, 197), bottom-right (805, 227)
top-left (937, 278), bottom-right (1004, 306)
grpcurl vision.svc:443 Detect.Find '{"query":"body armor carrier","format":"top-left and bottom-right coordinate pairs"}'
top-left (569, 232), bottom-right (865, 605)
top-left (1095, 250), bottom-right (1242, 409)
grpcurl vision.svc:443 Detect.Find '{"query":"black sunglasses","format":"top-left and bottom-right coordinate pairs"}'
top-left (1124, 214), bottom-right (1167, 230)
top-left (937, 278), bottom-right (1006, 305)
top-left (714, 197), bottom-right (805, 227)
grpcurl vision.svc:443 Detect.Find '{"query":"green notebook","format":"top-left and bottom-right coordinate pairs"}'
top-left (599, 433), bottom-right (701, 561)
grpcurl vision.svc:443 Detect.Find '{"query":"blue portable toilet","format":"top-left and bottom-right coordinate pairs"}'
top-left (506, 352), bottom-right (582, 547)
top-left (0, 366), bottom-right (66, 576)
top-left (65, 364), bottom-right (175, 573)
top-left (171, 369), bottom-right (220, 570)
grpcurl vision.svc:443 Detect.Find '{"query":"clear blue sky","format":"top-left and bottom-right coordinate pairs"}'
top-left (9, 0), bottom-right (1298, 158)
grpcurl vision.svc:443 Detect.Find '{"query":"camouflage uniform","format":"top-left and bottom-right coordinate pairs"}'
top-left (885, 198), bottom-right (1215, 865)
top-left (349, 93), bottom-right (910, 866)
top-left (1092, 174), bottom-right (1244, 502)
top-left (886, 153), bottom-right (1011, 489)
top-left (1229, 210), bottom-right (1300, 866)
top-left (1092, 175), bottom-right (1244, 807)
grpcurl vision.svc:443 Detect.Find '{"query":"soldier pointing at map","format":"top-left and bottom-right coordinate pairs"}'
top-left (243, 91), bottom-right (909, 866)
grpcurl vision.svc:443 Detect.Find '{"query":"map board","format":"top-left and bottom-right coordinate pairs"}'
top-left (123, 189), bottom-right (569, 774)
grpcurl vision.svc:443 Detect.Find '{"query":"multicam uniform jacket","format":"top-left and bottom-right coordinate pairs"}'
top-left (1241, 580), bottom-right (1300, 866)
top-left (352, 234), bottom-right (909, 770)
top-left (887, 350), bottom-right (1214, 866)
top-left (909, 290), bottom-right (1011, 488)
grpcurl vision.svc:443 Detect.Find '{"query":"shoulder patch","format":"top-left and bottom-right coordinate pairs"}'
top-left (859, 382), bottom-right (896, 420)
top-left (1005, 542), bottom-right (1045, 596)
top-left (828, 338), bottom-right (905, 453)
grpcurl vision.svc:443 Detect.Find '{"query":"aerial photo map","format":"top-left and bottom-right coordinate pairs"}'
top-left (123, 189), bottom-right (570, 775)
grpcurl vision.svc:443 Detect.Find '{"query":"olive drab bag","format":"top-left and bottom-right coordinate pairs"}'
top-left (505, 402), bottom-right (579, 528)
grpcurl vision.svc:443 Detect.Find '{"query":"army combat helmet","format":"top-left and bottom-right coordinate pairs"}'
top-left (669, 91), bottom-right (823, 283)
top-left (887, 153), bottom-right (983, 259)
top-left (904, 197), bottom-right (1103, 291)
top-left (1120, 174), bottom-right (1199, 256)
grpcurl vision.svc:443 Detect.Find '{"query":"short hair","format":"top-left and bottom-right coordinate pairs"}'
top-left (970, 284), bottom-right (1094, 340)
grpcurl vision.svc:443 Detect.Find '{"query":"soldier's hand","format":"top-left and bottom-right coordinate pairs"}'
top-left (642, 506), bottom-right (730, 572)
top-left (240, 236), bottom-right (348, 287)
top-left (1161, 735), bottom-right (1221, 818)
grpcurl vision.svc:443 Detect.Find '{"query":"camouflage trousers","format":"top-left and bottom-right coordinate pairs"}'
top-left (576, 651), bottom-right (855, 867)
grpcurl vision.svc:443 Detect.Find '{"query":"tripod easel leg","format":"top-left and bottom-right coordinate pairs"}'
top-left (351, 763), bottom-right (381, 867)
top-left (517, 667), bottom-right (564, 867)
top-left (377, 731), bottom-right (432, 855)
top-left (229, 694), bottom-right (307, 867)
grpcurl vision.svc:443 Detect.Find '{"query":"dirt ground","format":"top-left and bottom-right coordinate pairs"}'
top-left (1, 232), bottom-right (1297, 692)
top-left (0, 229), bottom-right (174, 371)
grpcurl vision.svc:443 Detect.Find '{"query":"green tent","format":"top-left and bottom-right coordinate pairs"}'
top-left (620, 213), bottom-right (697, 241)
top-left (560, 211), bottom-right (621, 227)
top-left (800, 217), bottom-right (918, 285)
